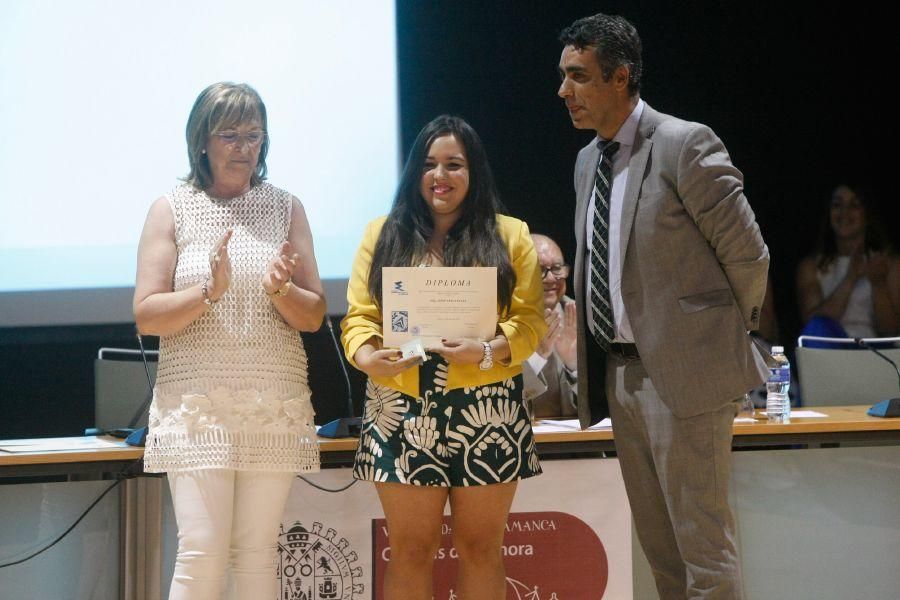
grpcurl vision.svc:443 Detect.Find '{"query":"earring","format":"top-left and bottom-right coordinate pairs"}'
top-left (201, 149), bottom-right (207, 154)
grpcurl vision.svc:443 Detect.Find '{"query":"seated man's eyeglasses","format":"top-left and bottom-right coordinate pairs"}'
top-left (540, 263), bottom-right (569, 279)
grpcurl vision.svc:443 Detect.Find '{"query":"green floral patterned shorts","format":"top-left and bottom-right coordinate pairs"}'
top-left (353, 356), bottom-right (542, 486)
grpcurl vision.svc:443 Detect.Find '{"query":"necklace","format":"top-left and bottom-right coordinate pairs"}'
top-left (425, 247), bottom-right (444, 267)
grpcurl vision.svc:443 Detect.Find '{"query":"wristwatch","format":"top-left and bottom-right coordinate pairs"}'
top-left (478, 341), bottom-right (493, 371)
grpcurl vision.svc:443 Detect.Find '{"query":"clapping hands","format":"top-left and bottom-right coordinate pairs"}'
top-left (263, 241), bottom-right (301, 296)
top-left (206, 228), bottom-right (233, 301)
top-left (536, 301), bottom-right (577, 371)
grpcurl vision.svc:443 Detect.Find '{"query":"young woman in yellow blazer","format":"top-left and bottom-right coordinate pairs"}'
top-left (341, 115), bottom-right (546, 600)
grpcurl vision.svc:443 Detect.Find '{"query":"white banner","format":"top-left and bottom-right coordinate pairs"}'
top-left (279, 458), bottom-right (631, 599)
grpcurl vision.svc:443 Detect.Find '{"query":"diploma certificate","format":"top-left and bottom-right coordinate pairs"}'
top-left (382, 266), bottom-right (497, 347)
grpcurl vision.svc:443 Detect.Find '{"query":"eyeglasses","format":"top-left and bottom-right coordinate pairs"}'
top-left (540, 263), bottom-right (570, 279)
top-left (212, 130), bottom-right (266, 147)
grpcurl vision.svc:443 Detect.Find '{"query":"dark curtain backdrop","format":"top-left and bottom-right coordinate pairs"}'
top-left (1, 2), bottom-right (894, 438)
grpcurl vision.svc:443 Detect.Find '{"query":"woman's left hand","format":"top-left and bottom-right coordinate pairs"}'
top-left (428, 338), bottom-right (486, 365)
top-left (263, 241), bottom-right (300, 295)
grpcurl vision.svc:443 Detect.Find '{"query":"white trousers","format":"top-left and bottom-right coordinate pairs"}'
top-left (166, 469), bottom-right (295, 600)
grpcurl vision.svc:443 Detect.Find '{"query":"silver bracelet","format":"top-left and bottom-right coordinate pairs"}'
top-left (201, 278), bottom-right (217, 306)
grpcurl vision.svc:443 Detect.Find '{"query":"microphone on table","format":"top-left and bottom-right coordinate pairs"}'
top-left (853, 338), bottom-right (900, 418)
top-left (121, 332), bottom-right (154, 446)
top-left (317, 316), bottom-right (362, 438)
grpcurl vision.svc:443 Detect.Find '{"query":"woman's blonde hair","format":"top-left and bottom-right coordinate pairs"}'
top-left (184, 82), bottom-right (268, 190)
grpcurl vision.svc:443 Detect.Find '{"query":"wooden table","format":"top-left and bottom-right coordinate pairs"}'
top-left (0, 406), bottom-right (900, 478)
top-left (730, 404), bottom-right (900, 446)
top-left (0, 438), bottom-right (144, 479)
top-left (3, 405), bottom-right (898, 478)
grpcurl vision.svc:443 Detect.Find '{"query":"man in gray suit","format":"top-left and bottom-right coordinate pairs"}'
top-left (557, 13), bottom-right (769, 600)
top-left (522, 234), bottom-right (578, 418)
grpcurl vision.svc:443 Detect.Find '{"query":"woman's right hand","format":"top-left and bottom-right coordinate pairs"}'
top-left (207, 228), bottom-right (233, 301)
top-left (354, 344), bottom-right (421, 378)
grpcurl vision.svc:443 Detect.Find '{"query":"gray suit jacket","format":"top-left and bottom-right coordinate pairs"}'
top-left (574, 103), bottom-right (769, 426)
top-left (522, 351), bottom-right (578, 418)
top-left (522, 298), bottom-right (578, 418)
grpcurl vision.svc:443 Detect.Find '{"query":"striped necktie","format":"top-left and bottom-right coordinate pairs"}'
top-left (589, 140), bottom-right (619, 350)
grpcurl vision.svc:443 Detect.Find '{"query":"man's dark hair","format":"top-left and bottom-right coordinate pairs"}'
top-left (559, 13), bottom-right (643, 96)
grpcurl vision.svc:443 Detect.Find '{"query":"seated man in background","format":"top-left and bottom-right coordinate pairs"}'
top-left (523, 234), bottom-right (578, 418)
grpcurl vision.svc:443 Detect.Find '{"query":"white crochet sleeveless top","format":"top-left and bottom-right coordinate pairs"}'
top-left (143, 183), bottom-right (319, 473)
top-left (817, 255), bottom-right (876, 338)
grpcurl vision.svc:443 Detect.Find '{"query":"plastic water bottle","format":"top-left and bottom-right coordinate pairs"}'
top-left (766, 346), bottom-right (791, 423)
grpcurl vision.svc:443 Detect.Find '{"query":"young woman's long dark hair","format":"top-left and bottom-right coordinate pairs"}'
top-left (368, 115), bottom-right (516, 312)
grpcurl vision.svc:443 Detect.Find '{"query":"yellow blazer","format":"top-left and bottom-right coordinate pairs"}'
top-left (341, 214), bottom-right (546, 396)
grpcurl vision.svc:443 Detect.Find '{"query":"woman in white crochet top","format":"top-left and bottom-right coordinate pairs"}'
top-left (134, 82), bottom-right (326, 600)
top-left (797, 183), bottom-right (900, 339)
